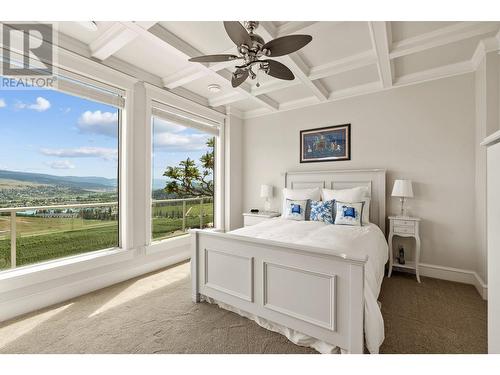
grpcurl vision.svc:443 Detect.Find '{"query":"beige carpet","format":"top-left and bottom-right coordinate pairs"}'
top-left (0, 261), bottom-right (487, 354)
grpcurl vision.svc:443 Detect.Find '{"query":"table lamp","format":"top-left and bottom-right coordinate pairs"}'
top-left (260, 184), bottom-right (273, 211)
top-left (391, 179), bottom-right (414, 217)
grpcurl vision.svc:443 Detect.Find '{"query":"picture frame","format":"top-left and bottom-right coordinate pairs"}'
top-left (300, 124), bottom-right (351, 163)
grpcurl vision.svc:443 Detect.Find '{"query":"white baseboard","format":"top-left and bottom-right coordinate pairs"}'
top-left (393, 262), bottom-right (488, 300)
top-left (0, 248), bottom-right (190, 323)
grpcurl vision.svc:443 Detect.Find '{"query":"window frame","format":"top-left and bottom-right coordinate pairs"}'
top-left (144, 84), bottom-right (226, 252)
top-left (0, 49), bottom-right (134, 277)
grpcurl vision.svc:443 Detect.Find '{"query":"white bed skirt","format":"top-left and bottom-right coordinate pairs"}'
top-left (202, 295), bottom-right (348, 354)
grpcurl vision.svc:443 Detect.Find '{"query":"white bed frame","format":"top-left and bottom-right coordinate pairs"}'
top-left (191, 169), bottom-right (386, 354)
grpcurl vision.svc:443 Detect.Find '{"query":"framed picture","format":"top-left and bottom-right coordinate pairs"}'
top-left (300, 124), bottom-right (351, 163)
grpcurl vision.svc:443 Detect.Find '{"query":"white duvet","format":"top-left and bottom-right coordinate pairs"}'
top-left (226, 218), bottom-right (388, 354)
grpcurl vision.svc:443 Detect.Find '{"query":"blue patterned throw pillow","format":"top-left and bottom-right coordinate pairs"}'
top-left (309, 200), bottom-right (335, 224)
top-left (283, 199), bottom-right (308, 221)
top-left (334, 201), bottom-right (364, 226)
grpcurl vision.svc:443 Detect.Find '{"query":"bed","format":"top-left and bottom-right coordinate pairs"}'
top-left (190, 169), bottom-right (388, 354)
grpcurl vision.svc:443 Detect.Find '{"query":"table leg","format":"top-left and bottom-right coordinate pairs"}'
top-left (388, 233), bottom-right (394, 278)
top-left (415, 236), bottom-right (421, 283)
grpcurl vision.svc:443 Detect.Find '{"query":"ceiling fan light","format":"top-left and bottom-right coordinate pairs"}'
top-left (208, 84), bottom-right (221, 93)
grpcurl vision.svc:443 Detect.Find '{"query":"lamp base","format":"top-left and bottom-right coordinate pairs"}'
top-left (399, 197), bottom-right (409, 217)
top-left (264, 199), bottom-right (271, 212)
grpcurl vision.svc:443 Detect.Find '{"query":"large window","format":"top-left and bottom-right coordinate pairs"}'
top-left (151, 107), bottom-right (218, 241)
top-left (0, 79), bottom-right (121, 270)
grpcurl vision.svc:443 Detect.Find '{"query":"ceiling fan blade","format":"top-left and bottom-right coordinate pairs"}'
top-left (262, 60), bottom-right (295, 80)
top-left (262, 35), bottom-right (312, 57)
top-left (231, 69), bottom-right (249, 88)
top-left (224, 21), bottom-right (252, 47)
top-left (189, 54), bottom-right (239, 63)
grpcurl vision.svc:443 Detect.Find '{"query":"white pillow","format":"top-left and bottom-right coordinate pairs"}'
top-left (282, 187), bottom-right (320, 214)
top-left (334, 201), bottom-right (364, 226)
top-left (323, 187), bottom-right (371, 223)
top-left (321, 186), bottom-right (366, 202)
top-left (283, 199), bottom-right (308, 221)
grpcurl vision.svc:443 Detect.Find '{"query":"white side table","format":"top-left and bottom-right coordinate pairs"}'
top-left (388, 216), bottom-right (422, 282)
top-left (242, 211), bottom-right (280, 227)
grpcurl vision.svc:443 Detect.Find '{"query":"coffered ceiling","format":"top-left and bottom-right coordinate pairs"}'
top-left (56, 21), bottom-right (500, 119)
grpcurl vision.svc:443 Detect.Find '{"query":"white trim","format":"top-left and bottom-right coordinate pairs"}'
top-left (146, 234), bottom-right (191, 255)
top-left (390, 22), bottom-right (500, 59)
top-left (308, 50), bottom-right (377, 81)
top-left (145, 82), bottom-right (225, 124)
top-left (481, 129), bottom-right (500, 147)
top-left (393, 61), bottom-right (474, 86)
top-left (394, 262), bottom-right (487, 300)
top-left (369, 22), bottom-right (393, 88)
top-left (275, 21), bottom-right (319, 37)
top-left (89, 22), bottom-right (157, 60)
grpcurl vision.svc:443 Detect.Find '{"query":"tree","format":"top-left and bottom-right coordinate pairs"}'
top-left (163, 137), bottom-right (214, 198)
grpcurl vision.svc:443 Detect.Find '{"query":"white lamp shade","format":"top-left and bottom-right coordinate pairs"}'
top-left (391, 179), bottom-right (414, 198)
top-left (260, 184), bottom-right (273, 198)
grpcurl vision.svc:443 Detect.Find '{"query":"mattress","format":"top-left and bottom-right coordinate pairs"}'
top-left (212, 218), bottom-right (389, 354)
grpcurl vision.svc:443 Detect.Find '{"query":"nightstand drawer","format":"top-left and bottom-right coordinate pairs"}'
top-left (393, 219), bottom-right (414, 227)
top-left (394, 225), bottom-right (415, 235)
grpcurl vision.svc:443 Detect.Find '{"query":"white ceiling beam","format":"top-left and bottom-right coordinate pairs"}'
top-left (308, 50), bottom-right (377, 80)
top-left (393, 61), bottom-right (474, 87)
top-left (89, 21), bottom-right (156, 60)
top-left (162, 46), bottom-right (237, 89)
top-left (369, 22), bottom-right (393, 88)
top-left (124, 22), bottom-right (278, 111)
top-left (168, 86), bottom-right (210, 107)
top-left (259, 22), bottom-right (329, 102)
top-left (243, 81), bottom-right (385, 120)
top-left (390, 22), bottom-right (500, 59)
top-left (251, 80), bottom-right (300, 96)
top-left (328, 81), bottom-right (383, 101)
top-left (209, 91), bottom-right (246, 107)
top-left (162, 65), bottom-right (206, 88)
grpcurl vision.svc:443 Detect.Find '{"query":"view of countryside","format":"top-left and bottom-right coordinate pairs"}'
top-left (0, 85), bottom-right (214, 270)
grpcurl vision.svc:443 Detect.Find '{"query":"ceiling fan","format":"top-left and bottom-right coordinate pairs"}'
top-left (188, 21), bottom-right (312, 88)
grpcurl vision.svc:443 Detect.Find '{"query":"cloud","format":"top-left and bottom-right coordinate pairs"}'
top-left (45, 160), bottom-right (76, 170)
top-left (153, 117), bottom-right (186, 134)
top-left (153, 132), bottom-right (211, 153)
top-left (16, 96), bottom-right (51, 112)
top-left (40, 147), bottom-right (118, 161)
top-left (77, 110), bottom-right (118, 137)
top-left (60, 107), bottom-right (71, 114)
top-left (152, 117), bottom-right (211, 153)
top-left (0, 99), bottom-right (5, 108)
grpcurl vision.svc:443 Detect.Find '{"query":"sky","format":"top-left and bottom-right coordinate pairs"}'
top-left (0, 84), bottom-right (212, 184)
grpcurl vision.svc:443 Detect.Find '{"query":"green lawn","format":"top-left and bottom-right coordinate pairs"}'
top-left (0, 224), bottom-right (118, 270)
top-left (0, 201), bottom-right (214, 270)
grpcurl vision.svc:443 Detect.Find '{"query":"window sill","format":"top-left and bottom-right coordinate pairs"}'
top-left (146, 233), bottom-right (191, 255)
top-left (0, 247), bottom-right (133, 293)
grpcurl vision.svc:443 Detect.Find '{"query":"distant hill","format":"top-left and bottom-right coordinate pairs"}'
top-left (0, 170), bottom-right (117, 191)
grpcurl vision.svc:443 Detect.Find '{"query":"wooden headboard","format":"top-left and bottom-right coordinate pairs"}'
top-left (284, 169), bottom-right (387, 233)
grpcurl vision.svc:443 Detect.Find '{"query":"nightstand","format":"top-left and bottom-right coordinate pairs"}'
top-left (388, 216), bottom-right (422, 282)
top-left (242, 211), bottom-right (280, 227)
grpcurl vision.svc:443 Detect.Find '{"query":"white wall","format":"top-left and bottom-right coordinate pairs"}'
top-left (474, 52), bottom-right (500, 284)
top-left (225, 111), bottom-right (244, 230)
top-left (243, 74), bottom-right (478, 273)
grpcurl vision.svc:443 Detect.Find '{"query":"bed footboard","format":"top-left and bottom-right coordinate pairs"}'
top-left (190, 229), bottom-right (366, 354)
